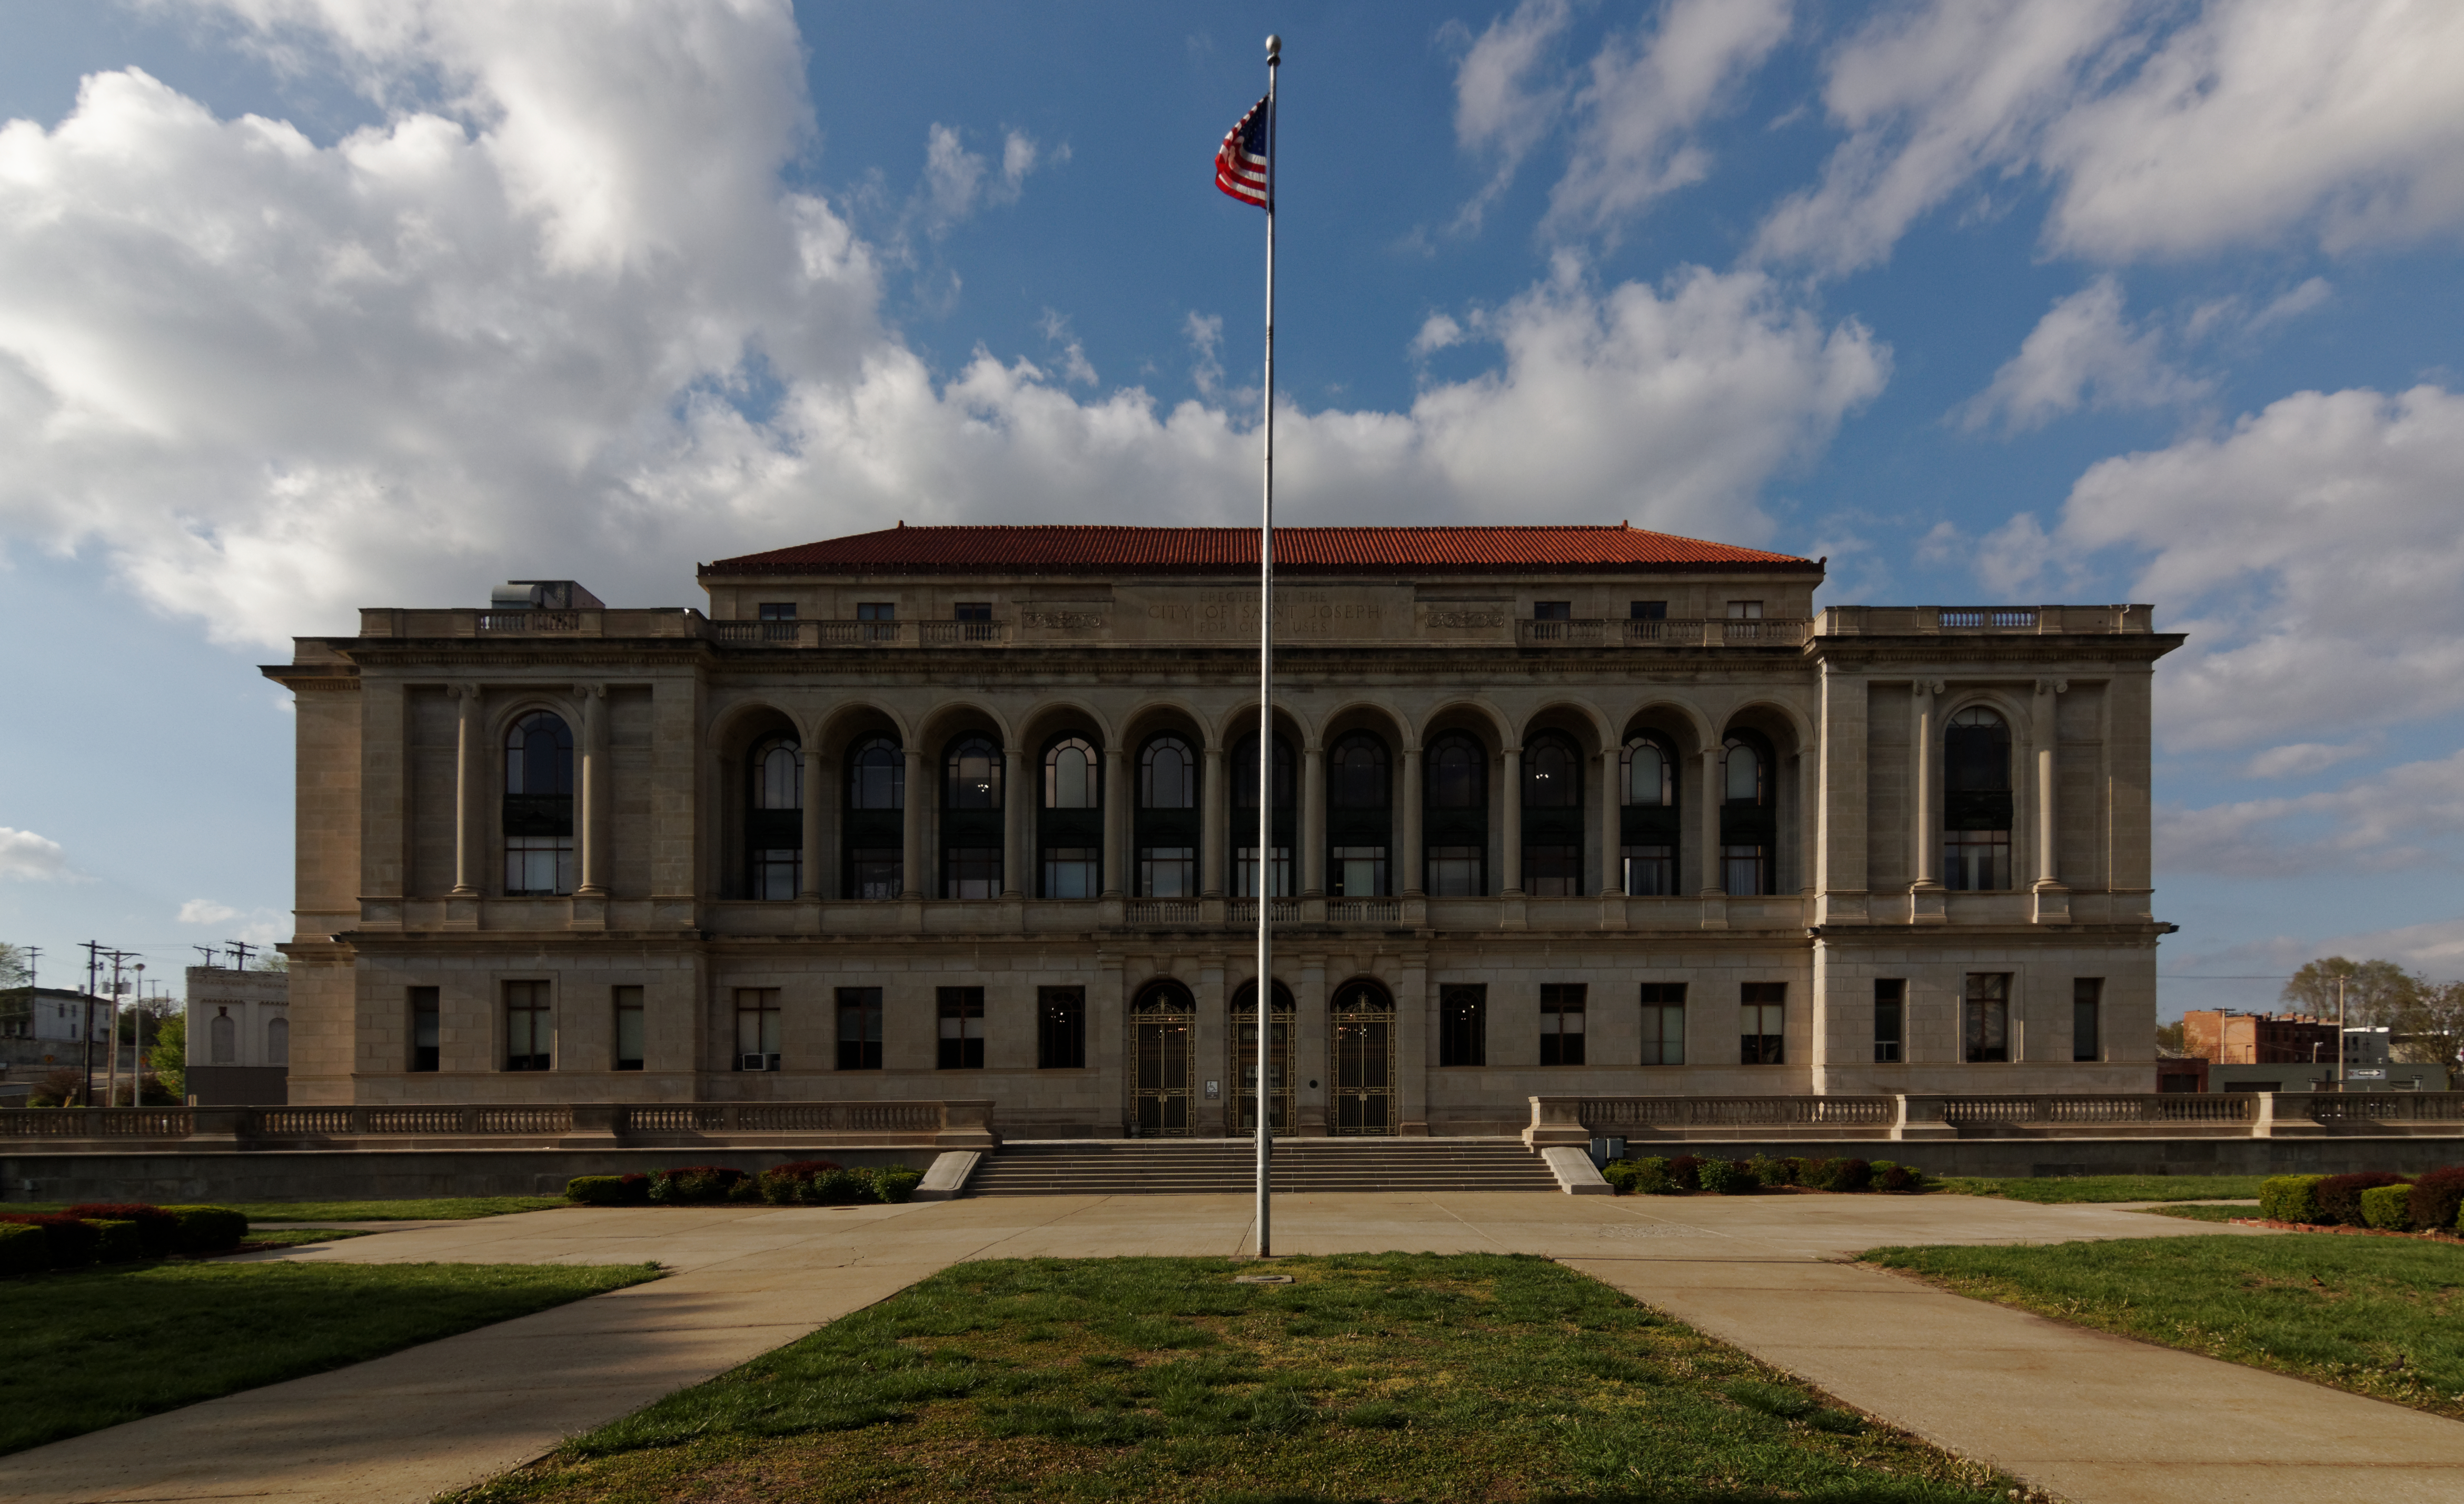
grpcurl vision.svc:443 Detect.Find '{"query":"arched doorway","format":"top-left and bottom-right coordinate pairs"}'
top-left (1128, 981), bottom-right (1196, 1137)
top-left (1230, 980), bottom-right (1296, 1135)
top-left (1329, 979), bottom-right (1397, 1136)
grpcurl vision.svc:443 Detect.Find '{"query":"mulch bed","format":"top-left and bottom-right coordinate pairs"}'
top-left (2228, 1218), bottom-right (2464, 1242)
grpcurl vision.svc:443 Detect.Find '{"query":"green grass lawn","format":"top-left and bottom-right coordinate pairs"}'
top-left (1864, 1235), bottom-right (2464, 1420)
top-left (451, 1253), bottom-right (2015, 1504)
top-left (0, 1260), bottom-right (660, 1455)
top-left (3, 1195), bottom-right (568, 1222)
top-left (235, 1226), bottom-right (379, 1248)
top-left (1932, 1174), bottom-right (2267, 1203)
top-left (2137, 1203), bottom-right (2254, 1223)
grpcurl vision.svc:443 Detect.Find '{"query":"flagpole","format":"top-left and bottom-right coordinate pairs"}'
top-left (1255, 32), bottom-right (1280, 1262)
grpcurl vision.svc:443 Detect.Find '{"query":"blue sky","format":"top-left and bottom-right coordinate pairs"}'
top-left (4, 0), bottom-right (2463, 1016)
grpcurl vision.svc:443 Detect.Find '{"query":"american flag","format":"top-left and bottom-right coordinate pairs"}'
top-left (1215, 94), bottom-right (1271, 208)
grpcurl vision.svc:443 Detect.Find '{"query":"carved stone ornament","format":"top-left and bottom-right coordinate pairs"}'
top-left (1426, 610), bottom-right (1505, 629)
top-left (1023, 610), bottom-right (1106, 632)
top-left (2035, 677), bottom-right (2070, 695)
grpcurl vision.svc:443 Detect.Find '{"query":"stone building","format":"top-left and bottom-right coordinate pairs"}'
top-left (2180, 1009), bottom-right (2338, 1068)
top-left (263, 524), bottom-right (2179, 1136)
top-left (184, 965), bottom-right (292, 1105)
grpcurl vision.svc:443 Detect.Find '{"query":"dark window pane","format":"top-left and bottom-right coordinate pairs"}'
top-left (1439, 984), bottom-right (1486, 1067)
top-left (1640, 983), bottom-right (1686, 1065)
top-left (1741, 981), bottom-right (1784, 1064)
top-left (1330, 734), bottom-right (1389, 809)
top-left (837, 987), bottom-right (883, 1070)
top-left (1428, 734), bottom-right (1485, 809)
top-left (757, 602), bottom-right (797, 621)
top-left (614, 985), bottom-right (644, 1070)
top-left (1525, 844), bottom-right (1582, 897)
top-left (1873, 979), bottom-right (1904, 1064)
top-left (944, 847), bottom-right (1002, 900)
top-left (1038, 987), bottom-right (1086, 1069)
top-left (1964, 972), bottom-right (2010, 1063)
top-left (938, 987), bottom-right (985, 1070)
top-left (1533, 601), bottom-right (1572, 621)
top-left (953, 602), bottom-right (992, 622)
top-left (2073, 978), bottom-right (2103, 1061)
top-left (504, 980), bottom-right (552, 1071)
top-left (1539, 983), bottom-right (1586, 1066)
top-left (1630, 600), bottom-right (1667, 621)
top-left (410, 987), bottom-right (440, 1072)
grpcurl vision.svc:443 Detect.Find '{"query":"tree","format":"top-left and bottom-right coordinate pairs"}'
top-left (150, 1012), bottom-right (187, 1102)
top-left (0, 941), bottom-right (28, 989)
top-left (251, 952), bottom-right (288, 972)
top-left (2390, 980), bottom-right (2464, 1069)
top-left (2281, 957), bottom-right (2418, 1026)
top-left (2154, 1019), bottom-right (2187, 1056)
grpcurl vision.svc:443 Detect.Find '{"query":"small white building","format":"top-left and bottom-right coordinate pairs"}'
top-left (185, 966), bottom-right (291, 1105)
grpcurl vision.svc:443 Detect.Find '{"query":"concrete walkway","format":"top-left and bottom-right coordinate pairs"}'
top-left (13, 1193), bottom-right (2464, 1503)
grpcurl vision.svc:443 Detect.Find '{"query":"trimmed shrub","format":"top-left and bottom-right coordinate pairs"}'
top-left (2403, 1166), bottom-right (2464, 1234)
top-left (87, 1219), bottom-right (144, 1263)
top-left (2359, 1183), bottom-right (2415, 1231)
top-left (1602, 1158), bottom-right (1672, 1195)
top-left (0, 1213), bottom-right (101, 1267)
top-left (1696, 1159), bottom-right (1754, 1194)
top-left (0, 1221), bottom-right (49, 1277)
top-left (2314, 1171), bottom-right (2409, 1227)
top-left (158, 1206), bottom-right (249, 1255)
top-left (872, 1167), bottom-right (924, 1204)
top-left (1747, 1154), bottom-right (1798, 1188)
top-left (1875, 1163), bottom-right (1925, 1193)
top-left (1664, 1155), bottom-right (1704, 1193)
top-left (1803, 1158), bottom-right (1870, 1193)
top-left (62, 1203), bottom-right (180, 1258)
top-left (648, 1166), bottom-right (750, 1204)
top-left (758, 1160), bottom-right (846, 1205)
top-left (567, 1176), bottom-right (631, 1207)
top-left (2259, 1174), bottom-right (2329, 1225)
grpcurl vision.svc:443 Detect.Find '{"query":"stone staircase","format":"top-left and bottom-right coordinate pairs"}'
top-left (963, 1137), bottom-right (1560, 1196)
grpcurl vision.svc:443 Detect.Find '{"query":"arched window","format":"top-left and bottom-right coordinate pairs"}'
top-left (1234, 732), bottom-right (1295, 897)
top-left (1521, 732), bottom-right (1584, 897)
top-left (1046, 737), bottom-right (1098, 809)
top-left (1039, 734), bottom-right (1101, 898)
top-left (1720, 731), bottom-right (1777, 896)
top-left (266, 1015), bottom-right (289, 1067)
top-left (746, 735), bottom-right (802, 900)
top-left (1725, 740), bottom-right (1764, 805)
top-left (208, 1009), bottom-right (235, 1065)
top-left (1136, 735), bottom-right (1198, 898)
top-left (503, 711), bottom-right (574, 897)
top-left (1944, 706), bottom-right (2013, 891)
top-left (1619, 734), bottom-right (1678, 896)
top-left (1424, 731), bottom-right (1487, 897)
top-left (942, 734), bottom-right (1004, 899)
top-left (1330, 734), bottom-right (1389, 809)
top-left (843, 735), bottom-right (903, 900)
top-left (1328, 732), bottom-right (1391, 898)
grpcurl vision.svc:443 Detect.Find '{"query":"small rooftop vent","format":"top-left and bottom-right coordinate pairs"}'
top-left (488, 580), bottom-right (605, 611)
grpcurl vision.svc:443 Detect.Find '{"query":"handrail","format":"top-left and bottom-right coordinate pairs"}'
top-left (1528, 1091), bottom-right (2464, 1143)
top-left (2, 1100), bottom-right (996, 1147)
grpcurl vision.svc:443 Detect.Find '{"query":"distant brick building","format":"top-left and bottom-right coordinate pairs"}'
top-left (2181, 1010), bottom-right (2337, 1068)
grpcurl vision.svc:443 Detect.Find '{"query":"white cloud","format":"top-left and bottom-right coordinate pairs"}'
top-left (0, 4), bottom-right (1886, 648)
top-left (177, 898), bottom-right (244, 925)
top-left (1957, 277), bottom-right (2208, 433)
top-left (2242, 741), bottom-right (2371, 781)
top-left (1447, 0), bottom-right (1576, 233)
top-left (1410, 313), bottom-right (1465, 357)
top-left (2157, 748), bottom-right (2464, 877)
top-left (2058, 384), bottom-right (2464, 750)
top-left (0, 827), bottom-right (69, 881)
top-left (917, 123), bottom-right (1058, 234)
top-left (1760, 0), bottom-right (2464, 275)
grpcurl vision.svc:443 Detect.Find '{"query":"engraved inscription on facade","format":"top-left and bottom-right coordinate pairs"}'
top-left (1023, 610), bottom-right (1107, 632)
top-left (1425, 610), bottom-right (1505, 629)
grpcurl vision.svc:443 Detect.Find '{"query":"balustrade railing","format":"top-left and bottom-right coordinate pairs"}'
top-left (712, 620), bottom-right (802, 644)
top-left (1226, 899), bottom-right (1303, 923)
top-left (1328, 899), bottom-right (1401, 924)
top-left (815, 620), bottom-right (907, 646)
top-left (478, 610), bottom-right (584, 633)
top-left (1516, 617), bottom-right (1811, 649)
top-left (920, 620), bottom-right (1009, 646)
top-left (1576, 1096), bottom-right (1896, 1130)
top-left (1533, 1091), bottom-right (2464, 1141)
top-left (1126, 899), bottom-right (1203, 925)
top-left (2, 1100), bottom-right (992, 1146)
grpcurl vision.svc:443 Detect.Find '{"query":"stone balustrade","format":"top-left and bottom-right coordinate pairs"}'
top-left (0, 1099), bottom-right (998, 1151)
top-left (1525, 1091), bottom-right (2464, 1146)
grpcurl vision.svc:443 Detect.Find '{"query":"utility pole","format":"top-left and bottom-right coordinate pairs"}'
top-left (81, 940), bottom-right (104, 1107)
top-left (2336, 974), bottom-right (2347, 1090)
top-left (193, 945), bottom-right (221, 968)
top-left (225, 940), bottom-right (257, 971)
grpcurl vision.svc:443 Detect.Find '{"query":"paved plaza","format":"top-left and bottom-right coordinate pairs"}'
top-left (14, 1192), bottom-right (2464, 1504)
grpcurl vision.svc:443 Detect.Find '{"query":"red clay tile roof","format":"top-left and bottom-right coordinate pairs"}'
top-left (701, 524), bottom-right (1813, 577)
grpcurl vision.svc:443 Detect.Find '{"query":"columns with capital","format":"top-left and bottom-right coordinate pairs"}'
top-left (575, 683), bottom-right (610, 896)
top-left (1911, 679), bottom-right (1945, 891)
top-left (1202, 743), bottom-right (1228, 898)
top-left (1100, 745), bottom-right (1127, 898)
top-left (1001, 742), bottom-right (1028, 899)
top-left (2033, 679), bottom-right (2069, 921)
top-left (1697, 747), bottom-right (1724, 894)
top-left (1398, 745), bottom-right (1424, 897)
top-left (900, 748), bottom-right (926, 899)
top-left (800, 732), bottom-right (826, 900)
top-left (1599, 748), bottom-right (1624, 897)
top-left (1499, 745), bottom-right (1523, 894)
top-left (1300, 742), bottom-right (1326, 897)
top-left (451, 684), bottom-right (483, 897)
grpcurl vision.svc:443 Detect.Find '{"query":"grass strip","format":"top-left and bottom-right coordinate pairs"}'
top-left (1932, 1174), bottom-right (2267, 1203)
top-left (3, 1196), bottom-right (569, 1222)
top-left (451, 1253), bottom-right (2015, 1504)
top-left (1864, 1235), bottom-right (2464, 1420)
top-left (0, 1259), bottom-right (660, 1454)
top-left (2135, 1204), bottom-right (2252, 1223)
top-left (232, 1226), bottom-right (380, 1248)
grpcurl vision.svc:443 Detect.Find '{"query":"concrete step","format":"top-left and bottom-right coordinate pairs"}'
top-left (965, 1138), bottom-right (1558, 1196)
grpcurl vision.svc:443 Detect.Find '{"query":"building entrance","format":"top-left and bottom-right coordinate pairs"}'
top-left (1231, 980), bottom-right (1295, 1135)
top-left (1330, 979), bottom-right (1396, 1135)
top-left (1129, 981), bottom-right (1195, 1136)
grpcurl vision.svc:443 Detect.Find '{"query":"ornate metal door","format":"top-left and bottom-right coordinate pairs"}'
top-left (1233, 981), bottom-right (1295, 1135)
top-left (1330, 980), bottom-right (1396, 1136)
top-left (1129, 982), bottom-right (1195, 1136)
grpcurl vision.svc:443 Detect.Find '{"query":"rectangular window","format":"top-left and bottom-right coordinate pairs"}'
top-left (1539, 983), bottom-right (1587, 1066)
top-left (1236, 846), bottom-right (1293, 897)
top-left (504, 835), bottom-right (573, 897)
top-left (856, 602), bottom-right (896, 621)
top-left (850, 849), bottom-right (902, 900)
top-left (1038, 986), bottom-right (1086, 1069)
top-left (614, 985), bottom-right (644, 1070)
top-left (1639, 983), bottom-right (1686, 1065)
top-left (953, 602), bottom-right (992, 622)
top-left (1533, 601), bottom-right (1572, 621)
top-left (938, 987), bottom-right (985, 1069)
top-left (504, 981), bottom-right (552, 1071)
top-left (2073, 978), bottom-right (2103, 1062)
top-left (1630, 600), bottom-right (1668, 621)
top-left (1042, 845), bottom-right (1100, 898)
top-left (410, 987), bottom-right (440, 1072)
top-left (1740, 982), bottom-right (1785, 1064)
top-left (1873, 979), bottom-right (1905, 1064)
top-left (1139, 845), bottom-right (1195, 898)
top-left (1963, 973), bottom-right (2010, 1063)
top-left (1944, 829), bottom-right (2012, 891)
top-left (750, 848), bottom-right (801, 901)
top-left (1524, 844), bottom-right (1582, 897)
top-left (943, 846), bottom-right (1001, 900)
top-left (1331, 844), bottom-right (1388, 898)
top-left (1726, 600), bottom-right (1763, 619)
top-left (1622, 844), bottom-right (1675, 895)
top-left (1439, 984), bottom-right (1486, 1067)
top-left (756, 601), bottom-right (797, 621)
top-left (736, 988), bottom-right (781, 1070)
top-left (1426, 845), bottom-right (1484, 897)
top-left (1722, 843), bottom-right (1766, 895)
top-left (836, 987), bottom-right (882, 1070)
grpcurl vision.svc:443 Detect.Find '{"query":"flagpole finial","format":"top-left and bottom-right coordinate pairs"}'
top-left (1266, 34), bottom-right (1281, 62)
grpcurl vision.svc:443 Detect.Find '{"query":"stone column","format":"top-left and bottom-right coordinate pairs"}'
top-left (1599, 748), bottom-right (1624, 895)
top-left (577, 683), bottom-right (609, 895)
top-left (1202, 742), bottom-right (1228, 898)
top-left (1911, 680), bottom-right (1944, 890)
top-left (1698, 748), bottom-right (1724, 894)
top-left (2033, 679), bottom-right (2066, 889)
top-left (900, 748), bottom-right (926, 900)
top-left (451, 683), bottom-right (483, 897)
top-left (1398, 745), bottom-right (1424, 897)
top-left (1499, 745), bottom-right (1523, 894)
top-left (1100, 745), bottom-right (1127, 898)
top-left (1002, 741), bottom-right (1028, 899)
top-left (799, 734), bottom-right (826, 900)
top-left (1300, 742), bottom-right (1326, 897)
